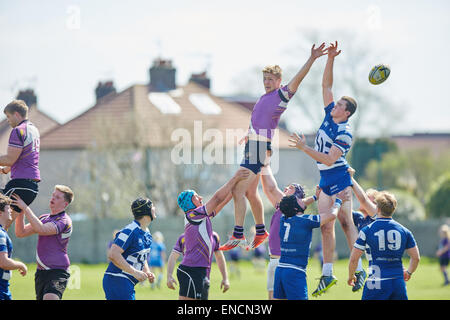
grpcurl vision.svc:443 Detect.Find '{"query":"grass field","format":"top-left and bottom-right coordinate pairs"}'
top-left (9, 257), bottom-right (449, 300)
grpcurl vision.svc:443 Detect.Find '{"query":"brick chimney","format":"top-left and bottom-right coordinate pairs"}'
top-left (149, 58), bottom-right (176, 91)
top-left (95, 81), bottom-right (116, 102)
top-left (189, 71), bottom-right (210, 90)
top-left (16, 89), bottom-right (37, 109)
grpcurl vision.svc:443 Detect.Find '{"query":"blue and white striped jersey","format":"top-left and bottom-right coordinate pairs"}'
top-left (315, 102), bottom-right (353, 171)
top-left (278, 214), bottom-right (321, 272)
top-left (354, 218), bottom-right (417, 279)
top-left (104, 220), bottom-right (152, 285)
top-left (0, 225), bottom-right (13, 283)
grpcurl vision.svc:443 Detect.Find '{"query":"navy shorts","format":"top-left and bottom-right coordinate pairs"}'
top-left (439, 256), bottom-right (449, 267)
top-left (273, 266), bottom-right (308, 300)
top-left (103, 274), bottom-right (135, 300)
top-left (0, 280), bottom-right (11, 300)
top-left (362, 277), bottom-right (408, 300)
top-left (177, 264), bottom-right (209, 300)
top-left (2, 179), bottom-right (39, 213)
top-left (240, 140), bottom-right (272, 175)
top-left (319, 166), bottom-right (352, 196)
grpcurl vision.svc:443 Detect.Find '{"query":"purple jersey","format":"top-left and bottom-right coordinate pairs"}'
top-left (8, 120), bottom-right (40, 180)
top-left (173, 231), bottom-right (220, 278)
top-left (268, 206), bottom-right (282, 256)
top-left (249, 85), bottom-right (294, 140)
top-left (36, 212), bottom-right (72, 271)
top-left (181, 205), bottom-right (216, 268)
top-left (439, 238), bottom-right (450, 259)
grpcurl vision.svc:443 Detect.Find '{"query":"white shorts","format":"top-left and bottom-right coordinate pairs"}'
top-left (267, 257), bottom-right (280, 291)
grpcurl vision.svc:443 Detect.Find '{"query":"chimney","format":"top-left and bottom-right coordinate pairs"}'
top-left (189, 71), bottom-right (210, 90)
top-left (16, 89), bottom-right (37, 109)
top-left (95, 81), bottom-right (116, 102)
top-left (149, 58), bottom-right (176, 91)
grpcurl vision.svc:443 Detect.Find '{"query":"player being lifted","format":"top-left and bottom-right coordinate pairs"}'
top-left (288, 41), bottom-right (362, 296)
top-left (220, 43), bottom-right (328, 251)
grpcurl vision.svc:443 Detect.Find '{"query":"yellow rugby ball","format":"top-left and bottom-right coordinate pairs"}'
top-left (369, 64), bottom-right (390, 85)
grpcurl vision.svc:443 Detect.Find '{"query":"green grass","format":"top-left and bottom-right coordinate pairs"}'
top-left (9, 257), bottom-right (449, 300)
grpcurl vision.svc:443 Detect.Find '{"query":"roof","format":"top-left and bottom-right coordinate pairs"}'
top-left (0, 106), bottom-right (60, 151)
top-left (40, 82), bottom-right (294, 150)
top-left (391, 132), bottom-right (450, 156)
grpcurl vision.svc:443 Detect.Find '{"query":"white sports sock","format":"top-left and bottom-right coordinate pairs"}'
top-left (356, 258), bottom-right (364, 272)
top-left (322, 263), bottom-right (333, 277)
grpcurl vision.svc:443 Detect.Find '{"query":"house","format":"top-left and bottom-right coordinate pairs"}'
top-left (391, 133), bottom-right (450, 157)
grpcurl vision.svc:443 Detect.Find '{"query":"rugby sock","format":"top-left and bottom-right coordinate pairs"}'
top-left (356, 258), bottom-right (364, 272)
top-left (255, 224), bottom-right (266, 236)
top-left (322, 263), bottom-right (333, 277)
top-left (443, 270), bottom-right (449, 284)
top-left (233, 226), bottom-right (244, 239)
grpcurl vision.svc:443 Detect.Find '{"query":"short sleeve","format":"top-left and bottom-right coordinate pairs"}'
top-left (334, 131), bottom-right (353, 154)
top-left (405, 230), bottom-right (417, 250)
top-left (52, 217), bottom-right (70, 234)
top-left (278, 85), bottom-right (295, 103)
top-left (173, 234), bottom-right (185, 255)
top-left (354, 229), bottom-right (367, 251)
top-left (324, 101), bottom-right (334, 114)
top-left (212, 232), bottom-right (220, 252)
top-left (0, 232), bottom-right (8, 253)
top-left (114, 229), bottom-right (134, 251)
top-left (8, 128), bottom-right (24, 148)
top-left (301, 214), bottom-right (321, 229)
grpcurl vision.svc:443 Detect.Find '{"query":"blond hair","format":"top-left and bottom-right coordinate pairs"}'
top-left (440, 224), bottom-right (450, 239)
top-left (4, 100), bottom-right (29, 118)
top-left (262, 65), bottom-right (282, 78)
top-left (55, 185), bottom-right (74, 204)
top-left (375, 191), bottom-right (397, 217)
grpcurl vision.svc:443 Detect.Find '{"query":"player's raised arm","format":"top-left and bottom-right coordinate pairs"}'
top-left (260, 166), bottom-right (284, 208)
top-left (287, 43), bottom-right (327, 94)
top-left (322, 41), bottom-right (341, 107)
top-left (348, 168), bottom-right (378, 217)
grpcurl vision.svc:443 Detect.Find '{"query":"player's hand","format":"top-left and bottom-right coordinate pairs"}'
top-left (403, 270), bottom-right (412, 281)
top-left (0, 166), bottom-right (10, 174)
top-left (18, 262), bottom-right (27, 276)
top-left (239, 135), bottom-right (248, 145)
top-left (235, 168), bottom-right (250, 181)
top-left (347, 274), bottom-right (356, 287)
top-left (167, 275), bottom-right (178, 290)
top-left (348, 167), bottom-right (356, 178)
top-left (221, 279), bottom-right (230, 293)
top-left (326, 41), bottom-right (341, 58)
top-left (133, 269), bottom-right (148, 282)
top-left (288, 133), bottom-right (306, 151)
top-left (10, 193), bottom-right (27, 211)
top-left (146, 271), bottom-right (155, 283)
top-left (336, 187), bottom-right (352, 202)
top-left (311, 42), bottom-right (327, 60)
top-left (315, 185), bottom-right (321, 199)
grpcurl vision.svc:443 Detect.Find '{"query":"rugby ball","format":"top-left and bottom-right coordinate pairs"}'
top-left (369, 64), bottom-right (390, 85)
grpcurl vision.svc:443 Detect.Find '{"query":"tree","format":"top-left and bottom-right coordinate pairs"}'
top-left (426, 173), bottom-right (450, 218)
top-left (348, 138), bottom-right (397, 180)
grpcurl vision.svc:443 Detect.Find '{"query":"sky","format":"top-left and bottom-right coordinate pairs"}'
top-left (0, 0), bottom-right (449, 137)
